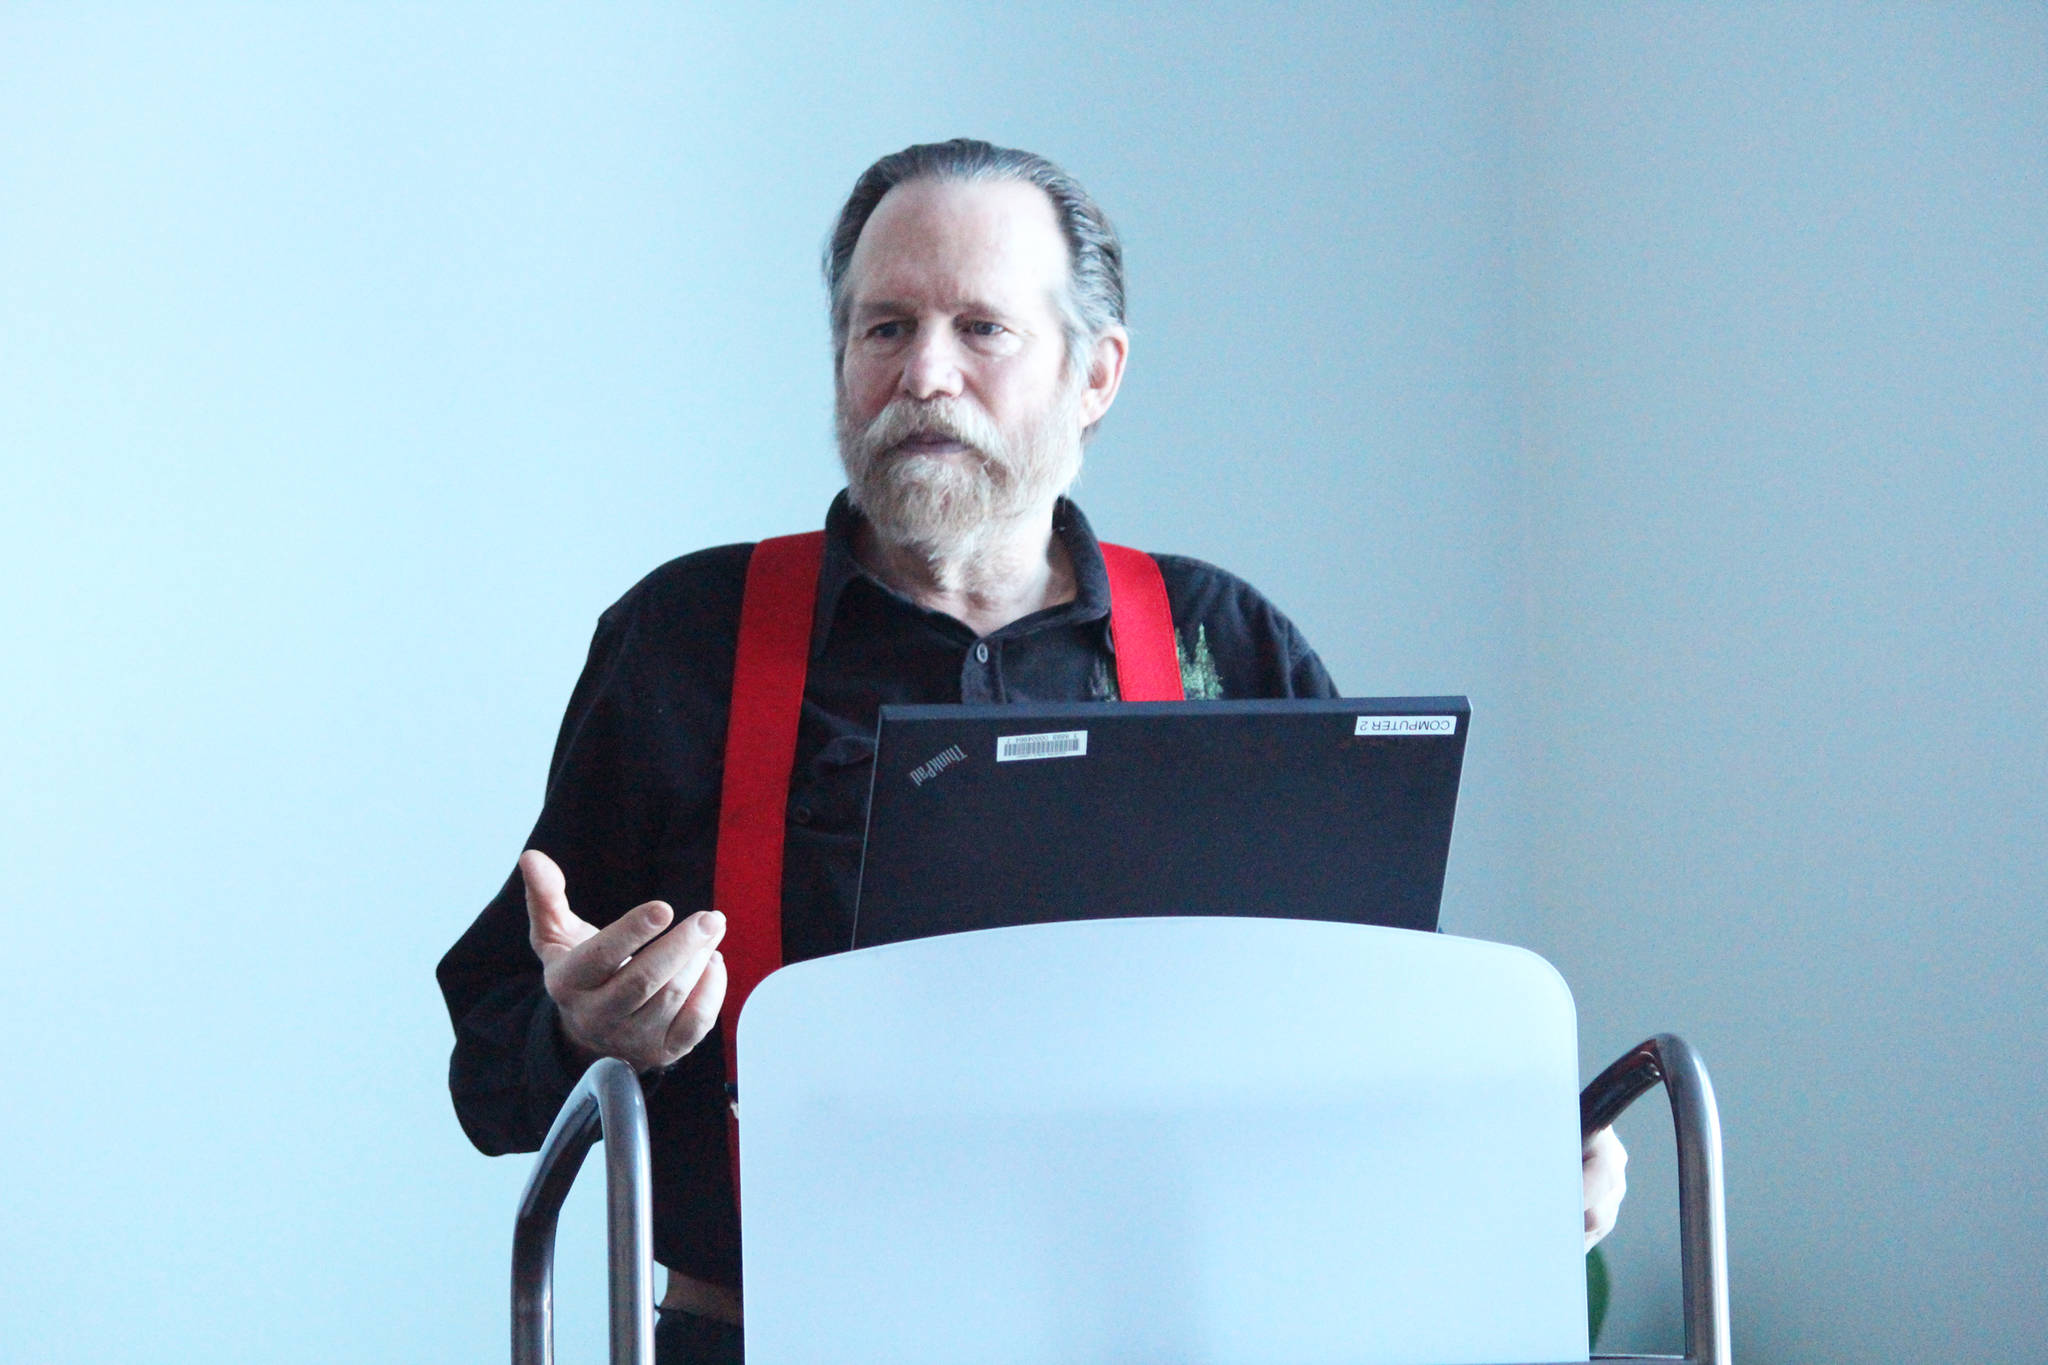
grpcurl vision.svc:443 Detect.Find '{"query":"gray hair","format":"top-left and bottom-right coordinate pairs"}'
top-left (824, 138), bottom-right (1126, 380)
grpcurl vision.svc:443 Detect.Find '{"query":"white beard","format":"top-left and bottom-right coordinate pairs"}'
top-left (837, 386), bottom-right (1084, 559)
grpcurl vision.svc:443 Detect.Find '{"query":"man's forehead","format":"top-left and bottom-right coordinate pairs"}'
top-left (844, 178), bottom-right (1069, 309)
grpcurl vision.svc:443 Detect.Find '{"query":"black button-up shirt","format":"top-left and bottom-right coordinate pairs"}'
top-left (437, 494), bottom-right (1337, 1286)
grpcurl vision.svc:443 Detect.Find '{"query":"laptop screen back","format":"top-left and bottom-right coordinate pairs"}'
top-left (853, 696), bottom-right (1469, 949)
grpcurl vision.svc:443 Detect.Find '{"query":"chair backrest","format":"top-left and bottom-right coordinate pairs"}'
top-left (737, 917), bottom-right (1590, 1365)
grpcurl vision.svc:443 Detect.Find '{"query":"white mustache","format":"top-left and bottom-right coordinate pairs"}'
top-left (855, 398), bottom-right (1006, 464)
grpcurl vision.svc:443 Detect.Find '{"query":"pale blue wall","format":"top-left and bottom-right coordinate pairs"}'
top-left (1, 5), bottom-right (2039, 1362)
top-left (1509, 7), bottom-right (2048, 1360)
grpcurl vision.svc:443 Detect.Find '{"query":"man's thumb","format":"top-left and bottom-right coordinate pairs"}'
top-left (521, 849), bottom-right (590, 956)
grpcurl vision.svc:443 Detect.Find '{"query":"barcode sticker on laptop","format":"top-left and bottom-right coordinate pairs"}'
top-left (996, 730), bottom-right (1089, 762)
top-left (1355, 715), bottom-right (1459, 736)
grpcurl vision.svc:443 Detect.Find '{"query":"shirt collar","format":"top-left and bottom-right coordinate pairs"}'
top-left (810, 490), bottom-right (1113, 660)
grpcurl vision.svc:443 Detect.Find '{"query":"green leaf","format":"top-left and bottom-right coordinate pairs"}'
top-left (1587, 1245), bottom-right (1610, 1349)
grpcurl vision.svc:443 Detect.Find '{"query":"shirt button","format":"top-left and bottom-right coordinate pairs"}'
top-left (790, 805), bottom-right (812, 825)
top-left (974, 642), bottom-right (990, 664)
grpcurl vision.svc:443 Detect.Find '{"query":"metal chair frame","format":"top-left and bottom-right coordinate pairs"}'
top-left (511, 1057), bottom-right (654, 1365)
top-left (510, 1036), bottom-right (1728, 1365)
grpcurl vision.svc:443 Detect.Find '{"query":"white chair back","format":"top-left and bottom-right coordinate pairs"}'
top-left (738, 917), bottom-right (1589, 1365)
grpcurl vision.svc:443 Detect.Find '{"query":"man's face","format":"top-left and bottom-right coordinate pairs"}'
top-left (835, 178), bottom-right (1092, 553)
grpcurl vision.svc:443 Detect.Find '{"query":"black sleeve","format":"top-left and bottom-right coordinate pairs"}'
top-left (434, 593), bottom-right (699, 1155)
top-left (1152, 553), bottom-right (1342, 701)
top-left (1284, 621), bottom-right (1340, 699)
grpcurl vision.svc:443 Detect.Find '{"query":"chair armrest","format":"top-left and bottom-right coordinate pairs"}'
top-left (1579, 1036), bottom-right (1731, 1365)
top-left (511, 1056), bottom-right (655, 1365)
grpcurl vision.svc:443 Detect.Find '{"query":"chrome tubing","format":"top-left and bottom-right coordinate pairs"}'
top-left (1580, 1034), bottom-right (1731, 1365)
top-left (510, 1057), bottom-right (655, 1365)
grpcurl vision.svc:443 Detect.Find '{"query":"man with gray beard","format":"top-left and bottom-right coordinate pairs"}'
top-left (438, 138), bottom-right (1625, 1365)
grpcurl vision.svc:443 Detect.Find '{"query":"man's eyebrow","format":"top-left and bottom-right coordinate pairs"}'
top-left (849, 298), bottom-right (1018, 321)
top-left (849, 299), bottom-right (910, 320)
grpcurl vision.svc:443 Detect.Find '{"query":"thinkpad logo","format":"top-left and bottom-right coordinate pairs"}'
top-left (909, 744), bottom-right (966, 787)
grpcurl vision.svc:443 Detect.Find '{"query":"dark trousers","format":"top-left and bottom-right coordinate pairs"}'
top-left (654, 1308), bottom-right (743, 1365)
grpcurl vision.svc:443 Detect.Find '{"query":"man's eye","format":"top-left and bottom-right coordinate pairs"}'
top-left (868, 321), bottom-right (908, 340)
top-left (965, 320), bottom-right (1005, 338)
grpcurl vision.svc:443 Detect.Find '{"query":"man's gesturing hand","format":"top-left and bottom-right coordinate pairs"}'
top-left (521, 849), bottom-right (729, 1074)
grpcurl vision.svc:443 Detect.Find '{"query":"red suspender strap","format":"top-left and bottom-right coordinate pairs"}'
top-left (712, 532), bottom-right (1177, 1204)
top-left (713, 532), bottom-right (826, 1098)
top-left (1100, 543), bottom-right (1185, 702)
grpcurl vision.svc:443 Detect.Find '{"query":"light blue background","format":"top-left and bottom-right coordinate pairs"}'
top-left (2, 5), bottom-right (2041, 1362)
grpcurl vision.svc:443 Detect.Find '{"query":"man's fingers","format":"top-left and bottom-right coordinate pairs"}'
top-left (594, 910), bottom-right (725, 1015)
top-left (1582, 1126), bottom-right (1628, 1250)
top-left (661, 949), bottom-right (728, 1059)
top-left (615, 939), bottom-right (725, 1071)
top-left (551, 898), bottom-right (681, 994)
top-left (522, 849), bottom-right (595, 959)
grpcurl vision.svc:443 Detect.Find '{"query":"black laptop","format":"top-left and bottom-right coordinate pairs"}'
top-left (851, 696), bottom-right (1469, 949)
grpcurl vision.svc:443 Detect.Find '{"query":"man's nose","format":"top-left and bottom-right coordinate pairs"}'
top-left (900, 328), bottom-right (964, 401)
